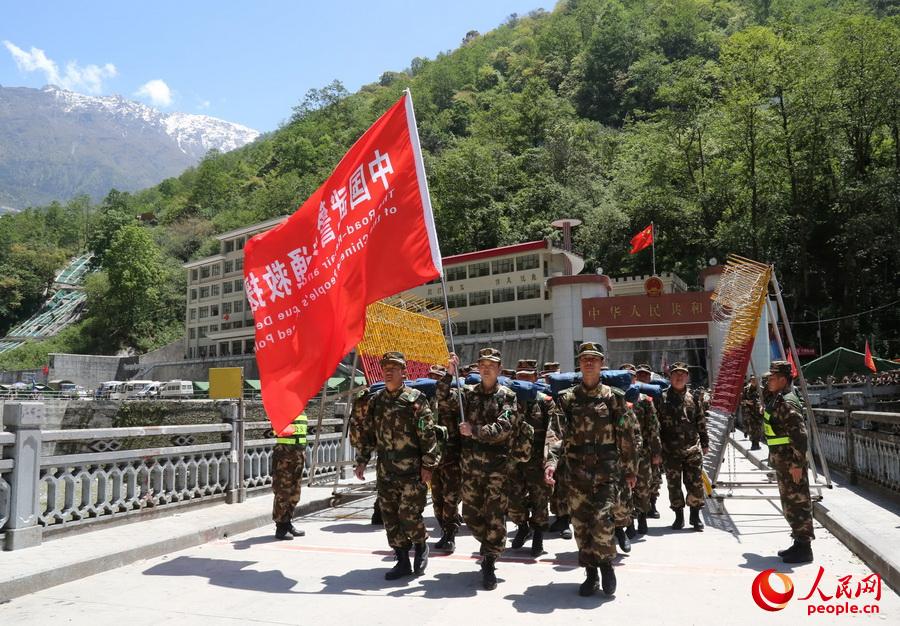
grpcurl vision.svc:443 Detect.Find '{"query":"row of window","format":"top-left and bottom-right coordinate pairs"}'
top-left (190, 279), bottom-right (247, 302)
top-left (430, 284), bottom-right (542, 309)
top-left (189, 317), bottom-right (253, 339)
top-left (222, 237), bottom-right (248, 254)
top-left (452, 314), bottom-right (543, 336)
top-left (188, 339), bottom-right (255, 359)
top-left (189, 299), bottom-right (246, 321)
top-left (189, 259), bottom-right (244, 284)
top-left (442, 254), bottom-right (541, 282)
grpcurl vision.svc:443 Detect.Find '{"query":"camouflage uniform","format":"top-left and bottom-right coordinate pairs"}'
top-left (612, 406), bottom-right (642, 527)
top-left (631, 393), bottom-right (662, 515)
top-left (438, 370), bottom-right (518, 558)
top-left (741, 381), bottom-right (763, 447)
top-left (546, 382), bottom-right (638, 567)
top-left (658, 384), bottom-right (709, 510)
top-left (509, 391), bottom-right (559, 531)
top-left (353, 384), bottom-right (440, 551)
top-left (271, 444), bottom-right (306, 522)
top-left (430, 374), bottom-right (463, 535)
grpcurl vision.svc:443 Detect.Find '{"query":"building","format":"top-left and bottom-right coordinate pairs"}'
top-left (182, 216), bottom-right (286, 360)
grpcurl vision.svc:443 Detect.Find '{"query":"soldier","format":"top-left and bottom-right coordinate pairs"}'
top-left (544, 343), bottom-right (638, 597)
top-left (442, 348), bottom-right (519, 590)
top-left (742, 375), bottom-right (763, 450)
top-left (610, 364), bottom-right (643, 553)
top-left (657, 362), bottom-right (709, 532)
top-left (764, 361), bottom-right (814, 563)
top-left (350, 385), bottom-right (382, 526)
top-left (352, 352), bottom-right (440, 580)
top-left (541, 362), bottom-right (560, 384)
top-left (635, 364), bottom-right (662, 518)
top-left (509, 359), bottom-right (560, 557)
top-left (427, 365), bottom-right (463, 552)
top-left (271, 412), bottom-right (309, 540)
top-left (621, 364), bottom-right (662, 536)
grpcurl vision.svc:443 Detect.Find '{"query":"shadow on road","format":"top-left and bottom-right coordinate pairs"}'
top-left (229, 535), bottom-right (284, 550)
top-left (386, 571), bottom-right (480, 599)
top-left (319, 522), bottom-right (384, 534)
top-left (505, 582), bottom-right (615, 613)
top-left (143, 556), bottom-right (299, 594)
top-left (738, 552), bottom-right (803, 574)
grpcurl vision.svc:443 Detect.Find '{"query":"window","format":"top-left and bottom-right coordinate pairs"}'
top-left (224, 260), bottom-right (234, 274)
top-left (191, 269), bottom-right (198, 281)
top-left (188, 347), bottom-right (195, 358)
top-left (469, 261), bottom-right (489, 278)
top-left (244, 339), bottom-right (255, 353)
top-left (211, 285), bottom-right (220, 297)
top-left (518, 314), bottom-right (542, 330)
top-left (517, 284), bottom-right (540, 300)
top-left (233, 279), bottom-right (242, 291)
top-left (222, 302), bottom-right (232, 314)
top-left (223, 282), bottom-right (233, 294)
top-left (210, 305), bottom-right (219, 317)
top-left (200, 266), bottom-right (210, 279)
top-left (199, 346), bottom-right (208, 358)
top-left (221, 322), bottom-right (232, 330)
top-left (446, 293), bottom-right (467, 308)
top-left (190, 288), bottom-right (197, 301)
top-left (493, 316), bottom-right (516, 332)
top-left (516, 254), bottom-right (539, 271)
top-left (237, 237), bottom-right (246, 250)
top-left (233, 300), bottom-right (244, 312)
top-left (492, 287), bottom-right (515, 303)
top-left (189, 308), bottom-right (197, 321)
top-left (209, 324), bottom-right (218, 332)
top-left (211, 264), bottom-right (221, 277)
top-left (189, 327), bottom-right (196, 339)
top-left (199, 306), bottom-right (209, 319)
top-left (491, 258), bottom-right (513, 274)
top-left (468, 290), bottom-right (490, 306)
top-left (446, 266), bottom-right (467, 281)
top-left (220, 342), bottom-right (231, 356)
top-left (200, 286), bottom-right (210, 299)
top-left (454, 321), bottom-right (469, 336)
top-left (224, 240), bottom-right (235, 253)
top-left (199, 326), bottom-right (208, 338)
top-left (235, 258), bottom-right (244, 271)
top-left (208, 345), bottom-right (217, 357)
top-left (232, 340), bottom-right (242, 355)
top-left (470, 319), bottom-right (491, 334)
top-left (543, 261), bottom-right (549, 278)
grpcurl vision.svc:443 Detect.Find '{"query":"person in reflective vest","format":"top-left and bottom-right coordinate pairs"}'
top-left (764, 360), bottom-right (814, 563)
top-left (272, 412), bottom-right (308, 540)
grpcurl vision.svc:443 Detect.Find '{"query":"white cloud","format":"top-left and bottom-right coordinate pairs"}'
top-left (135, 79), bottom-right (173, 107)
top-left (197, 99), bottom-right (211, 110)
top-left (3, 40), bottom-right (116, 94)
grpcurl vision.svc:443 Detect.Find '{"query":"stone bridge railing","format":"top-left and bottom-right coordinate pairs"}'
top-left (0, 402), bottom-right (351, 550)
top-left (813, 392), bottom-right (900, 493)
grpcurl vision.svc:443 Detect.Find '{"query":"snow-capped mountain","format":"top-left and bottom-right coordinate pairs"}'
top-left (0, 84), bottom-right (260, 208)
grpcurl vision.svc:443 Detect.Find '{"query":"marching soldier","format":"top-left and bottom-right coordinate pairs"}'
top-left (352, 352), bottom-right (441, 580)
top-left (442, 348), bottom-right (519, 590)
top-left (272, 412), bottom-right (309, 540)
top-left (544, 343), bottom-right (638, 597)
top-left (543, 362), bottom-right (573, 540)
top-left (742, 375), bottom-right (763, 450)
top-left (657, 362), bottom-right (709, 532)
top-left (427, 365), bottom-right (463, 552)
top-left (636, 364), bottom-right (662, 518)
top-left (621, 364), bottom-right (662, 536)
top-left (764, 361), bottom-right (815, 563)
top-left (509, 359), bottom-right (560, 557)
top-left (350, 385), bottom-right (382, 525)
top-left (611, 364), bottom-right (643, 553)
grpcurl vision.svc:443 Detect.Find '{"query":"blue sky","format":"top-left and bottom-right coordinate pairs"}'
top-left (1, 1), bottom-right (547, 132)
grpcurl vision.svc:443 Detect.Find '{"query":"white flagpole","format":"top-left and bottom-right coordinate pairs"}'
top-left (651, 222), bottom-right (657, 276)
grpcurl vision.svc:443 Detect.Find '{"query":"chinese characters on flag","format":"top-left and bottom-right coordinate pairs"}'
top-left (630, 224), bottom-right (654, 254)
top-left (243, 92), bottom-right (442, 433)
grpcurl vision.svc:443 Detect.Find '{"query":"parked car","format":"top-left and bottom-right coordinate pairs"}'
top-left (136, 382), bottom-right (162, 399)
top-left (160, 380), bottom-right (195, 399)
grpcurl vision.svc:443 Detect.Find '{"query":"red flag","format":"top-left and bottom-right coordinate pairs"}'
top-left (244, 92), bottom-right (442, 434)
top-left (630, 224), bottom-right (653, 254)
top-left (786, 350), bottom-right (798, 378)
top-left (864, 340), bottom-right (877, 373)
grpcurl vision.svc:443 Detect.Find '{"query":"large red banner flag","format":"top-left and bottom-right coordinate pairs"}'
top-left (243, 91), bottom-right (443, 434)
top-left (630, 224), bottom-right (653, 254)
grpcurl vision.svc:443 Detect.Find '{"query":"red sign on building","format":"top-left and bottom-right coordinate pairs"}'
top-left (583, 291), bottom-right (714, 339)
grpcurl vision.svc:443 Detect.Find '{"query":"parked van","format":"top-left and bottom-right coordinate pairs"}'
top-left (97, 381), bottom-right (122, 399)
top-left (123, 380), bottom-right (155, 399)
top-left (136, 382), bottom-right (162, 398)
top-left (160, 380), bottom-right (194, 399)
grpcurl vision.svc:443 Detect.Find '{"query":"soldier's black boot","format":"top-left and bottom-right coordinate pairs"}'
top-left (435, 527), bottom-right (457, 552)
top-left (579, 566), bottom-right (600, 596)
top-left (672, 508), bottom-right (685, 530)
top-left (549, 515), bottom-right (567, 532)
top-left (560, 515), bottom-right (573, 540)
top-left (689, 506), bottom-right (704, 531)
top-left (625, 519), bottom-right (637, 539)
top-left (288, 524), bottom-right (305, 537)
top-left (371, 502), bottom-right (383, 525)
top-left (615, 527), bottom-right (631, 553)
top-left (648, 497), bottom-right (660, 519)
top-left (777, 538), bottom-right (793, 557)
top-left (274, 522), bottom-right (293, 540)
top-left (481, 556), bottom-right (498, 590)
top-left (750, 439), bottom-right (761, 451)
top-left (530, 529), bottom-right (544, 558)
top-left (413, 542), bottom-right (429, 574)
top-left (384, 548), bottom-right (413, 580)
top-left (511, 524), bottom-right (532, 549)
top-left (781, 540), bottom-right (813, 564)
top-left (599, 561), bottom-right (617, 596)
top-left (637, 512), bottom-right (648, 535)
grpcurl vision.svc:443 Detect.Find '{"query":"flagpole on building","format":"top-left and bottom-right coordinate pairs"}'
top-left (651, 221), bottom-right (657, 276)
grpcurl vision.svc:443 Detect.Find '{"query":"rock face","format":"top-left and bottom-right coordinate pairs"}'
top-left (0, 84), bottom-right (259, 209)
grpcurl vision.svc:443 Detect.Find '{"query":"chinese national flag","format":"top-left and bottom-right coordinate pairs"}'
top-left (244, 92), bottom-right (443, 434)
top-left (786, 350), bottom-right (799, 378)
top-left (864, 340), bottom-right (877, 373)
top-left (630, 224), bottom-right (654, 254)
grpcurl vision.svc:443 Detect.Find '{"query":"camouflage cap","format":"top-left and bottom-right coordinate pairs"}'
top-left (636, 363), bottom-right (653, 374)
top-left (669, 361), bottom-right (690, 374)
top-left (516, 359), bottom-right (537, 374)
top-left (380, 351), bottom-right (406, 368)
top-left (576, 342), bottom-right (604, 359)
top-left (619, 363), bottom-right (636, 372)
top-left (766, 360), bottom-right (793, 378)
top-left (501, 368), bottom-right (516, 377)
top-left (427, 364), bottom-right (447, 379)
top-left (477, 347), bottom-right (502, 363)
top-left (543, 361), bottom-right (560, 372)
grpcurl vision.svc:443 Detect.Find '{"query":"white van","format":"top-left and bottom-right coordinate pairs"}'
top-left (160, 380), bottom-right (194, 399)
top-left (123, 380), bottom-right (155, 399)
top-left (98, 381), bottom-right (122, 400)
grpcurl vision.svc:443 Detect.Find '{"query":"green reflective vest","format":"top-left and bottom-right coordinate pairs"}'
top-left (763, 392), bottom-right (801, 447)
top-left (276, 414), bottom-right (308, 445)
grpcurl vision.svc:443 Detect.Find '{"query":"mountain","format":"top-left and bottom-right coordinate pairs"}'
top-left (0, 85), bottom-right (260, 208)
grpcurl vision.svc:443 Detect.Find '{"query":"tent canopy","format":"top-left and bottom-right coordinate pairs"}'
top-left (801, 347), bottom-right (900, 380)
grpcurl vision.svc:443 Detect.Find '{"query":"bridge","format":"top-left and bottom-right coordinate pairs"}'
top-left (0, 395), bottom-right (897, 623)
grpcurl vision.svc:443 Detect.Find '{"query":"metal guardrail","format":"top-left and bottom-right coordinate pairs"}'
top-left (0, 402), bottom-right (351, 550)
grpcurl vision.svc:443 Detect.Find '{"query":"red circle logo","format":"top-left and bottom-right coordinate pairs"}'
top-left (752, 569), bottom-right (794, 611)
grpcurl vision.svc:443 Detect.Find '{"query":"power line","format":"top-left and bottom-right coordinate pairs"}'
top-left (791, 299), bottom-right (900, 324)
